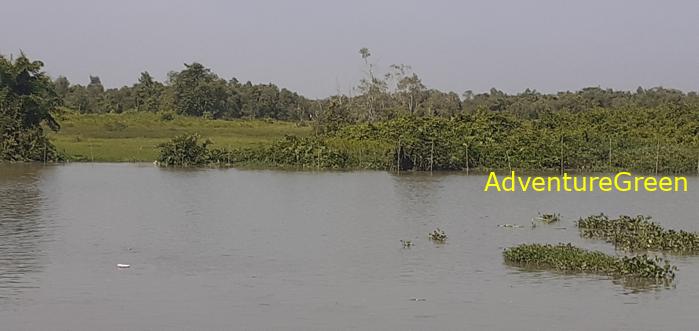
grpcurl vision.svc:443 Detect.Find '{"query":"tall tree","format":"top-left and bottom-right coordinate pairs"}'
top-left (170, 63), bottom-right (232, 118)
top-left (0, 54), bottom-right (61, 161)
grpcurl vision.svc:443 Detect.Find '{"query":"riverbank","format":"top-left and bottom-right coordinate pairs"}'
top-left (48, 111), bottom-right (311, 162)
top-left (47, 111), bottom-right (699, 174)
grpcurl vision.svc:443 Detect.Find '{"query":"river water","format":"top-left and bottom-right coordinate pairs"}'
top-left (1, 163), bottom-right (698, 330)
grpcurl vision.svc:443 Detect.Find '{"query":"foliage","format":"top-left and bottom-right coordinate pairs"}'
top-left (504, 243), bottom-right (677, 281)
top-left (536, 213), bottom-right (561, 224)
top-left (428, 228), bottom-right (447, 242)
top-left (577, 214), bottom-right (699, 253)
top-left (156, 133), bottom-right (212, 166)
top-left (0, 53), bottom-right (61, 161)
top-left (330, 106), bottom-right (699, 173)
top-left (223, 135), bottom-right (351, 169)
top-left (60, 63), bottom-right (311, 121)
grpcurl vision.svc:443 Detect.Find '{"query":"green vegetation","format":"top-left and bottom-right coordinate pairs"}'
top-left (536, 213), bottom-right (561, 224)
top-left (50, 111), bottom-right (310, 162)
top-left (3, 50), bottom-right (698, 172)
top-left (330, 109), bottom-right (699, 172)
top-left (578, 214), bottom-right (699, 253)
top-left (504, 243), bottom-right (677, 281)
top-left (1, 54), bottom-right (61, 161)
top-left (428, 228), bottom-right (447, 242)
top-left (156, 133), bottom-right (212, 167)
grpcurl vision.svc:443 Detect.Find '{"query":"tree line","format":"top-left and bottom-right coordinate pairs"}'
top-left (56, 63), bottom-right (311, 120)
top-left (54, 48), bottom-right (699, 125)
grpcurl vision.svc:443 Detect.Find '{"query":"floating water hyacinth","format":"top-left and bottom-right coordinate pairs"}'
top-left (428, 228), bottom-right (447, 242)
top-left (503, 243), bottom-right (677, 281)
top-left (577, 214), bottom-right (699, 253)
top-left (535, 213), bottom-right (561, 224)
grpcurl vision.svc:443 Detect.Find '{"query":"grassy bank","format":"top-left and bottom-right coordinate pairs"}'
top-left (49, 111), bottom-right (311, 162)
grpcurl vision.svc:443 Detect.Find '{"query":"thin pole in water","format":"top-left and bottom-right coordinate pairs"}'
top-left (608, 137), bottom-right (612, 171)
top-left (506, 150), bottom-right (511, 172)
top-left (465, 145), bottom-right (469, 175)
top-left (430, 140), bottom-right (434, 174)
top-left (396, 139), bottom-right (401, 174)
top-left (560, 136), bottom-right (564, 175)
top-left (655, 137), bottom-right (660, 176)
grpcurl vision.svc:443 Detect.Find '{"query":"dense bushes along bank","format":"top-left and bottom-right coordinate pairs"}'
top-left (157, 106), bottom-right (699, 173)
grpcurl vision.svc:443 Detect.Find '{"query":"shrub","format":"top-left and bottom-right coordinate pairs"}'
top-left (156, 133), bottom-right (212, 166)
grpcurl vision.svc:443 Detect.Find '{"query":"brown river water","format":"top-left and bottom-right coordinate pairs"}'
top-left (1, 163), bottom-right (698, 330)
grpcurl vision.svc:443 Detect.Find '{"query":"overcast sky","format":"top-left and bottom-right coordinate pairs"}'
top-left (2, 0), bottom-right (698, 98)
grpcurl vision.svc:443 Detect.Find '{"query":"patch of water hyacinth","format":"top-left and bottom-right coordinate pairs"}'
top-left (428, 228), bottom-right (447, 242)
top-left (535, 213), bottom-right (561, 224)
top-left (503, 243), bottom-right (677, 281)
top-left (577, 214), bottom-right (699, 253)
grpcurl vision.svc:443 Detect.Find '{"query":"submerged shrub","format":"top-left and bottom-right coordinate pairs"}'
top-left (156, 133), bottom-right (212, 166)
top-left (504, 243), bottom-right (677, 281)
top-left (577, 214), bottom-right (699, 253)
top-left (223, 135), bottom-right (351, 169)
top-left (535, 213), bottom-right (561, 224)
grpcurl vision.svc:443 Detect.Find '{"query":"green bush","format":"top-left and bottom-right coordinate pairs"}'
top-left (156, 133), bottom-right (212, 166)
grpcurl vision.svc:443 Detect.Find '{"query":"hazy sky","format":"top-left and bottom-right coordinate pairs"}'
top-left (2, 0), bottom-right (698, 98)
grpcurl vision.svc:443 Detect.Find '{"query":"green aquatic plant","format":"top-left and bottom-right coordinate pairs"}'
top-left (400, 240), bottom-right (413, 248)
top-left (503, 243), bottom-right (677, 281)
top-left (428, 228), bottom-right (447, 242)
top-left (156, 133), bottom-right (212, 166)
top-left (535, 213), bottom-right (561, 224)
top-left (577, 214), bottom-right (699, 253)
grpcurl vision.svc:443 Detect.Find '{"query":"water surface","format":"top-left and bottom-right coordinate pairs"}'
top-left (1, 163), bottom-right (698, 330)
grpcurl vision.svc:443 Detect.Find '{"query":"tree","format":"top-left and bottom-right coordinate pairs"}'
top-left (133, 71), bottom-right (163, 112)
top-left (170, 63), bottom-right (233, 118)
top-left (86, 75), bottom-right (104, 112)
top-left (356, 47), bottom-right (387, 122)
top-left (54, 76), bottom-right (70, 99)
top-left (0, 53), bottom-right (61, 161)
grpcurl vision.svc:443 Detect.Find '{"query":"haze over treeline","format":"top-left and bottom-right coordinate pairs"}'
top-left (2, 0), bottom-right (699, 97)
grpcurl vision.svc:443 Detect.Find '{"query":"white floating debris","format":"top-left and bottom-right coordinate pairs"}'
top-left (498, 224), bottom-right (523, 228)
top-left (116, 264), bottom-right (131, 268)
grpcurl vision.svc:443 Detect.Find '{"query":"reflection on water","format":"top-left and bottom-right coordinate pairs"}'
top-left (0, 165), bottom-right (52, 301)
top-left (0, 164), bottom-right (697, 330)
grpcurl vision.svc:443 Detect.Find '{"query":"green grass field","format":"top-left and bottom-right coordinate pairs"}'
top-left (49, 111), bottom-right (311, 162)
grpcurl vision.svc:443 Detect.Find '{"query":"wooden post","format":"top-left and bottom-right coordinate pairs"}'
top-left (655, 137), bottom-right (660, 176)
top-left (608, 137), bottom-right (612, 171)
top-left (430, 141), bottom-right (434, 174)
top-left (560, 136), bottom-right (564, 175)
top-left (506, 150), bottom-right (511, 172)
top-left (465, 145), bottom-right (469, 175)
top-left (396, 139), bottom-right (401, 174)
